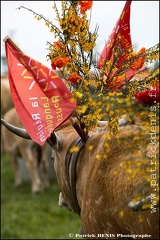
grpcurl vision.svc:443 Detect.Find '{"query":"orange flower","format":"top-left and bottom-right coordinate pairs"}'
top-left (51, 57), bottom-right (69, 70)
top-left (151, 79), bottom-right (159, 90)
top-left (53, 41), bottom-right (65, 50)
top-left (67, 73), bottom-right (82, 84)
top-left (130, 47), bottom-right (146, 71)
top-left (104, 68), bottom-right (130, 91)
top-left (79, 1), bottom-right (93, 13)
top-left (69, 16), bottom-right (83, 25)
top-left (105, 76), bottom-right (124, 91)
top-left (53, 41), bottom-right (67, 54)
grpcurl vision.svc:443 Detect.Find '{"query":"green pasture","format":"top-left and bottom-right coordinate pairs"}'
top-left (1, 153), bottom-right (82, 239)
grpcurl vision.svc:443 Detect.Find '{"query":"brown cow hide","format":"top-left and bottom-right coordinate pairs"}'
top-left (1, 77), bottom-right (14, 117)
top-left (52, 120), bottom-right (159, 239)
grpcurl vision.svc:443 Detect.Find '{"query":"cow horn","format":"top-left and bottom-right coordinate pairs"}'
top-left (1, 118), bottom-right (31, 139)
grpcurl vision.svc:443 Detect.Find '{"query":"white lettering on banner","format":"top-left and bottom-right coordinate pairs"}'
top-left (32, 113), bottom-right (40, 120)
top-left (29, 97), bottom-right (45, 143)
top-left (31, 113), bottom-right (46, 142)
top-left (29, 97), bottom-right (38, 108)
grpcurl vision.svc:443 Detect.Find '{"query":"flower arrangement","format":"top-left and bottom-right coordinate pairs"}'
top-left (19, 1), bottom-right (159, 211)
top-left (19, 1), bottom-right (159, 135)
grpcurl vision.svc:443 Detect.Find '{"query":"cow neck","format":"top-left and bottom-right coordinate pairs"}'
top-left (65, 136), bottom-right (86, 215)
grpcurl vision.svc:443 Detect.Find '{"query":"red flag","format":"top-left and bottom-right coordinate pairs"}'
top-left (98, 1), bottom-right (132, 68)
top-left (4, 36), bottom-right (77, 146)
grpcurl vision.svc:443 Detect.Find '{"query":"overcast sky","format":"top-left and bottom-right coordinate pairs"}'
top-left (1, 1), bottom-right (159, 69)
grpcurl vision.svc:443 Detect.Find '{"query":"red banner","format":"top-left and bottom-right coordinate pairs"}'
top-left (4, 37), bottom-right (77, 146)
top-left (97, 1), bottom-right (132, 68)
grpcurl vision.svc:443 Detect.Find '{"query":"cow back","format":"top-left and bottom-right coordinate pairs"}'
top-left (80, 125), bottom-right (159, 238)
top-left (1, 77), bottom-right (14, 117)
top-left (53, 122), bottom-right (159, 238)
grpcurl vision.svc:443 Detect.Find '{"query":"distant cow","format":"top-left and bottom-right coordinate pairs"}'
top-left (1, 117), bottom-right (159, 238)
top-left (1, 76), bottom-right (14, 117)
top-left (2, 108), bottom-right (50, 194)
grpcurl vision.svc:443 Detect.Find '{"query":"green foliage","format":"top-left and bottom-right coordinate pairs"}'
top-left (1, 153), bottom-right (82, 239)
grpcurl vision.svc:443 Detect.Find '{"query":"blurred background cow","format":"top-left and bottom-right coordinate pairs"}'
top-left (1, 75), bottom-right (14, 117)
top-left (1, 75), bottom-right (54, 194)
top-left (2, 107), bottom-right (51, 193)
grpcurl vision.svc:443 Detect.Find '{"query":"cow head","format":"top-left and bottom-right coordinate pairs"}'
top-left (49, 120), bottom-right (82, 214)
top-left (1, 117), bottom-right (81, 212)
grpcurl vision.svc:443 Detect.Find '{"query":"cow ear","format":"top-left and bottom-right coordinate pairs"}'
top-left (54, 133), bottom-right (62, 152)
top-left (47, 132), bottom-right (57, 148)
top-left (47, 132), bottom-right (62, 152)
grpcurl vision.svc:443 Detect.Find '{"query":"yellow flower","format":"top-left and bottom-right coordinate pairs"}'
top-left (119, 210), bottom-right (124, 217)
top-left (96, 154), bottom-right (101, 160)
top-left (75, 92), bottom-right (83, 99)
top-left (70, 146), bottom-right (79, 153)
top-left (88, 145), bottom-right (93, 150)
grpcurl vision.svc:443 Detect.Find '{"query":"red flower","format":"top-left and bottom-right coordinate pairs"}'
top-left (134, 89), bottom-right (159, 106)
top-left (51, 57), bottom-right (69, 70)
top-left (67, 73), bottom-right (82, 84)
top-left (79, 1), bottom-right (93, 13)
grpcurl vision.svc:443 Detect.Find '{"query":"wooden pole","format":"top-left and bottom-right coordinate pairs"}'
top-left (3, 35), bottom-right (23, 53)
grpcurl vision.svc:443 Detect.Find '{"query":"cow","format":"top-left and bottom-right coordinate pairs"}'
top-left (1, 76), bottom-right (14, 153)
top-left (1, 76), bottom-right (14, 117)
top-left (1, 108), bottom-right (50, 194)
top-left (1, 76), bottom-right (51, 193)
top-left (1, 116), bottom-right (159, 238)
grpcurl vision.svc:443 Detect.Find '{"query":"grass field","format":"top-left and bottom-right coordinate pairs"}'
top-left (1, 153), bottom-right (82, 239)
